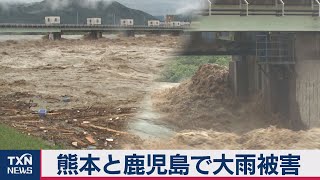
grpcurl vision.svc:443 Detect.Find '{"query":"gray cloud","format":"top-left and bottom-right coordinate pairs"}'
top-left (0, 0), bottom-right (205, 15)
top-left (0, 1), bottom-right (13, 11)
top-left (43, 0), bottom-right (112, 10)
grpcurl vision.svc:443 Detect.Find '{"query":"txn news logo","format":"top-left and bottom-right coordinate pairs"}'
top-left (0, 150), bottom-right (40, 180)
top-left (7, 153), bottom-right (33, 175)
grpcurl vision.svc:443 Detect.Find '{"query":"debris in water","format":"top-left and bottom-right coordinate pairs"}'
top-left (38, 109), bottom-right (47, 118)
top-left (62, 95), bottom-right (71, 103)
top-left (153, 64), bottom-right (273, 133)
top-left (72, 142), bottom-right (78, 147)
top-left (106, 138), bottom-right (114, 142)
top-left (85, 135), bottom-right (96, 144)
top-left (87, 146), bottom-right (97, 150)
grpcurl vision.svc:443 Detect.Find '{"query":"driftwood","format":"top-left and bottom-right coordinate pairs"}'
top-left (22, 121), bottom-right (44, 123)
top-left (72, 138), bottom-right (87, 147)
top-left (89, 124), bottom-right (129, 135)
top-left (85, 135), bottom-right (96, 144)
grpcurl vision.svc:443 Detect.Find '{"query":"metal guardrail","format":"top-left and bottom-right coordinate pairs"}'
top-left (207, 0), bottom-right (212, 16)
top-left (312, 0), bottom-right (320, 16)
top-left (240, 0), bottom-right (249, 16)
top-left (201, 0), bottom-right (320, 16)
top-left (0, 24), bottom-right (189, 30)
top-left (276, 0), bottom-right (285, 16)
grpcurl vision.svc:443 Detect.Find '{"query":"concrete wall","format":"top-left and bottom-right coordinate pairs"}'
top-left (295, 33), bottom-right (320, 128)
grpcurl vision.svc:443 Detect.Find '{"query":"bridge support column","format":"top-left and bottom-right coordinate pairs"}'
top-left (54, 32), bottom-right (61, 40)
top-left (48, 32), bottom-right (61, 40)
top-left (146, 31), bottom-right (162, 36)
top-left (87, 31), bottom-right (103, 40)
top-left (97, 32), bottom-right (103, 38)
top-left (122, 30), bottom-right (135, 37)
top-left (171, 31), bottom-right (182, 36)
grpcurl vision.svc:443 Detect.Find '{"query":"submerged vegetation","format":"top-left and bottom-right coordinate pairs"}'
top-left (160, 56), bottom-right (231, 82)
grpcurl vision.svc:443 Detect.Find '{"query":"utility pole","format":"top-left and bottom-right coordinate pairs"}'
top-left (77, 11), bottom-right (79, 24)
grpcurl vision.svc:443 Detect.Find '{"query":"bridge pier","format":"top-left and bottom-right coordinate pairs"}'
top-left (97, 31), bottom-right (103, 39)
top-left (86, 31), bottom-right (103, 40)
top-left (171, 31), bottom-right (182, 36)
top-left (146, 31), bottom-right (162, 36)
top-left (122, 30), bottom-right (135, 37)
top-left (48, 32), bottom-right (61, 40)
top-left (54, 32), bottom-right (61, 40)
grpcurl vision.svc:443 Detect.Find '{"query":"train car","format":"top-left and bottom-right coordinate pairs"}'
top-left (181, 22), bottom-right (191, 27)
top-left (87, 18), bottom-right (102, 25)
top-left (45, 16), bottom-right (60, 25)
top-left (120, 19), bottom-right (134, 26)
top-left (148, 20), bottom-right (160, 27)
top-left (169, 21), bottom-right (181, 27)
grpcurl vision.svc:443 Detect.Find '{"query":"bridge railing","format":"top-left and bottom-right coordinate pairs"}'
top-left (0, 24), bottom-right (189, 30)
top-left (199, 0), bottom-right (320, 16)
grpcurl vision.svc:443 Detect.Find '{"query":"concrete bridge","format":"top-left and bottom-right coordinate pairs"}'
top-left (0, 24), bottom-right (189, 39)
top-left (188, 0), bottom-right (320, 129)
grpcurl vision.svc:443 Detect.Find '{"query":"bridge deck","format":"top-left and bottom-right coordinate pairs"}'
top-left (194, 0), bottom-right (320, 32)
top-left (0, 24), bottom-right (188, 33)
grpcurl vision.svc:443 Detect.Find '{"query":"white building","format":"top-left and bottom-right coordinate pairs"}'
top-left (170, 21), bottom-right (181, 27)
top-left (45, 16), bottom-right (60, 25)
top-left (148, 20), bottom-right (160, 27)
top-left (120, 19), bottom-right (134, 26)
top-left (87, 18), bottom-right (102, 25)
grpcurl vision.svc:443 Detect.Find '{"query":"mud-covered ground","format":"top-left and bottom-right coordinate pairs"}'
top-left (0, 36), bottom-right (180, 149)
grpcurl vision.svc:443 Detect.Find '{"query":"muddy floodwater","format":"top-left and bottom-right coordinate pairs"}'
top-left (128, 82), bottom-right (179, 140)
top-left (1, 35), bottom-right (320, 150)
top-left (0, 35), bottom-right (181, 149)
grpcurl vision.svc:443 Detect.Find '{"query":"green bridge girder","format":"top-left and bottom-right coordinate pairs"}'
top-left (190, 15), bottom-right (320, 32)
top-left (0, 25), bottom-right (186, 33)
top-left (0, 28), bottom-right (61, 33)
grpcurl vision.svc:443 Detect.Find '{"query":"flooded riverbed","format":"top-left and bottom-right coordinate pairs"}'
top-left (128, 82), bottom-right (179, 140)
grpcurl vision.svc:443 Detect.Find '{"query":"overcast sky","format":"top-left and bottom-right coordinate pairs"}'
top-left (0, 0), bottom-right (206, 15)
